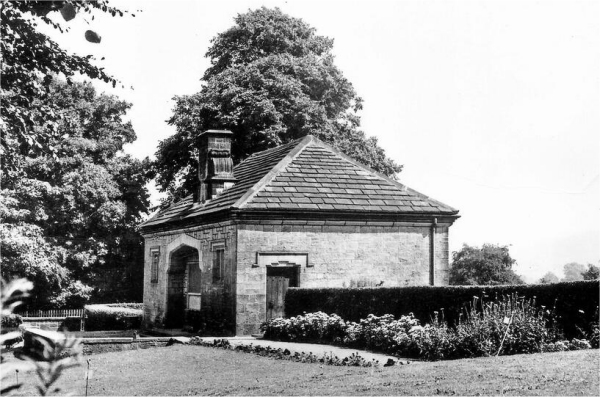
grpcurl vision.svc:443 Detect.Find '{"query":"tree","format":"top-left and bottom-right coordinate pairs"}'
top-left (581, 264), bottom-right (599, 280)
top-left (155, 7), bottom-right (402, 201)
top-left (562, 262), bottom-right (586, 282)
top-left (0, 79), bottom-right (150, 308)
top-left (1, 0), bottom-right (129, 179)
top-left (449, 244), bottom-right (524, 285)
top-left (538, 271), bottom-right (560, 284)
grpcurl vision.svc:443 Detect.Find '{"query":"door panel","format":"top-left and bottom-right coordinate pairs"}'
top-left (266, 276), bottom-right (289, 320)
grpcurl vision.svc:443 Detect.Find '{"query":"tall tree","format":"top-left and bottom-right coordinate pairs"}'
top-left (562, 262), bottom-right (586, 282)
top-left (1, 0), bottom-right (128, 179)
top-left (0, 79), bottom-right (150, 308)
top-left (538, 271), bottom-right (559, 284)
top-left (449, 244), bottom-right (524, 285)
top-left (156, 7), bottom-right (402, 201)
top-left (581, 264), bottom-right (599, 281)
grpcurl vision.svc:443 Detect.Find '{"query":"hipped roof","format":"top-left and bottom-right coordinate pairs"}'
top-left (141, 135), bottom-right (458, 230)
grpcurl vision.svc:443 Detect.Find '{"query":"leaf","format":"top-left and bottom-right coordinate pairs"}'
top-left (59, 4), bottom-right (77, 22)
top-left (84, 30), bottom-right (101, 44)
top-left (1, 384), bottom-right (22, 394)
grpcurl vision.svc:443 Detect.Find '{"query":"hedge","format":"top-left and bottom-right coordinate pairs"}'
top-left (285, 281), bottom-right (599, 338)
top-left (84, 304), bottom-right (143, 331)
top-left (104, 302), bottom-right (144, 310)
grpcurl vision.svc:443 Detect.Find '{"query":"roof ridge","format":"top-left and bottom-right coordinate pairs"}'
top-left (242, 137), bottom-right (306, 160)
top-left (232, 135), bottom-right (314, 209)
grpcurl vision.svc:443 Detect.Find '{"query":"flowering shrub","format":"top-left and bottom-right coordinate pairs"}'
top-left (261, 312), bottom-right (346, 343)
top-left (541, 338), bottom-right (591, 352)
top-left (408, 313), bottom-right (458, 360)
top-left (343, 313), bottom-right (420, 355)
top-left (448, 294), bottom-right (561, 358)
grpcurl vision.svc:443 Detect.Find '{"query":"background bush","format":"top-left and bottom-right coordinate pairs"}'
top-left (1, 313), bottom-right (22, 329)
top-left (84, 304), bottom-right (142, 331)
top-left (184, 308), bottom-right (234, 336)
top-left (285, 281), bottom-right (599, 338)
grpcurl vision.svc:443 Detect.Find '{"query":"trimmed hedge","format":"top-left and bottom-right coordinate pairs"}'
top-left (84, 304), bottom-right (143, 331)
top-left (104, 302), bottom-right (144, 310)
top-left (285, 281), bottom-right (599, 338)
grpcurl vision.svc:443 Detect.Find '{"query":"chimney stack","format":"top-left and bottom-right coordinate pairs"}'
top-left (196, 130), bottom-right (237, 203)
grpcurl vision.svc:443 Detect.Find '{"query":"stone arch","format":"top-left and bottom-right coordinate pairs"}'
top-left (164, 234), bottom-right (202, 328)
top-left (166, 234), bottom-right (203, 264)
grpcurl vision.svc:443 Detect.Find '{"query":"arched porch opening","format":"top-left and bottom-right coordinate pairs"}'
top-left (165, 245), bottom-right (199, 328)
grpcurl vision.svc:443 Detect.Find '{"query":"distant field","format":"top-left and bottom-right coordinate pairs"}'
top-left (9, 346), bottom-right (599, 396)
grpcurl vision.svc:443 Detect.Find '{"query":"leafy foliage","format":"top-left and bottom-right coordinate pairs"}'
top-left (449, 244), bottom-right (524, 285)
top-left (1, 0), bottom-right (129, 179)
top-left (155, 7), bottom-right (402, 201)
top-left (1, 80), bottom-right (150, 308)
top-left (1, 278), bottom-right (81, 396)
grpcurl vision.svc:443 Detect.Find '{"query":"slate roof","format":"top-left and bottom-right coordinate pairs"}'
top-left (141, 135), bottom-right (458, 229)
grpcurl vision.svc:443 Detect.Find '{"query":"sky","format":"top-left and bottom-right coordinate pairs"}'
top-left (40, 0), bottom-right (599, 282)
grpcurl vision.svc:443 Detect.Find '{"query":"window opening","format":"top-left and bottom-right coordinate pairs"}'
top-left (150, 248), bottom-right (160, 283)
top-left (213, 248), bottom-right (224, 283)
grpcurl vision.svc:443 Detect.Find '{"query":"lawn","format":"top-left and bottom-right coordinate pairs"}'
top-left (8, 345), bottom-right (600, 396)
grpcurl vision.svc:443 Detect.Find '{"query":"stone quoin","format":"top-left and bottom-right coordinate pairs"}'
top-left (139, 130), bottom-right (459, 335)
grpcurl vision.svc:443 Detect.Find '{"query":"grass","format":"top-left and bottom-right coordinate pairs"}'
top-left (8, 345), bottom-right (599, 396)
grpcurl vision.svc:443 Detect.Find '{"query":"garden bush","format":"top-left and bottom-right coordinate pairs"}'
top-left (83, 304), bottom-right (142, 331)
top-left (1, 313), bottom-right (22, 329)
top-left (285, 281), bottom-right (599, 338)
top-left (263, 312), bottom-right (346, 342)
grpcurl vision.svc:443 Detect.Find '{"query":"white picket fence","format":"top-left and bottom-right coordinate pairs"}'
top-left (16, 309), bottom-right (84, 318)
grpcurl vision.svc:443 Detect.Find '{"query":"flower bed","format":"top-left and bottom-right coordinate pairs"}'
top-left (262, 294), bottom-right (597, 360)
top-left (189, 337), bottom-right (383, 367)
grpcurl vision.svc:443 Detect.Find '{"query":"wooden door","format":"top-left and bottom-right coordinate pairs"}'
top-left (266, 276), bottom-right (289, 320)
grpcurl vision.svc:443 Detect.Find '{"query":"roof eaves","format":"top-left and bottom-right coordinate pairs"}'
top-left (232, 135), bottom-right (315, 209)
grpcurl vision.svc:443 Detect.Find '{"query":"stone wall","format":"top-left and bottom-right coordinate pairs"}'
top-left (235, 219), bottom-right (451, 335)
top-left (142, 221), bottom-right (237, 331)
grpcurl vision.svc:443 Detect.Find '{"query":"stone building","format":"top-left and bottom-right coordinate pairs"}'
top-left (140, 130), bottom-right (459, 335)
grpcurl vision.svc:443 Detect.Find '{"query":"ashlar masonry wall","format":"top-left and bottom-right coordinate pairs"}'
top-left (142, 221), bottom-right (237, 331)
top-left (235, 219), bottom-right (451, 335)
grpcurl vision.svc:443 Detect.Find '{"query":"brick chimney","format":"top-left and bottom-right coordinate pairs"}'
top-left (195, 130), bottom-right (237, 203)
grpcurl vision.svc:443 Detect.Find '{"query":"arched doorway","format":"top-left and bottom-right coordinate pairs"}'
top-left (165, 245), bottom-right (199, 328)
